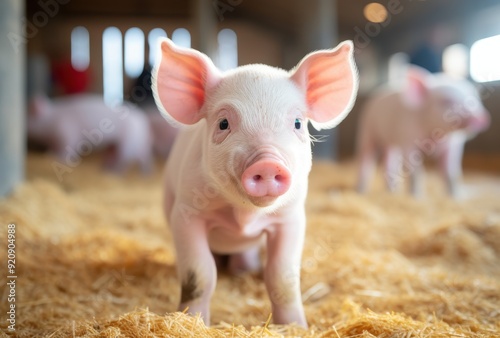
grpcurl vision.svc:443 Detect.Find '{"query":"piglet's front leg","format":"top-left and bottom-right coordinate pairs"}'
top-left (170, 211), bottom-right (217, 324)
top-left (264, 216), bottom-right (307, 328)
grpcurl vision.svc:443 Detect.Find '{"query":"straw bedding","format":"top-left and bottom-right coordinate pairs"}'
top-left (1, 153), bottom-right (499, 337)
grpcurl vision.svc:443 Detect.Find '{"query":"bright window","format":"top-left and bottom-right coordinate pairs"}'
top-left (470, 35), bottom-right (500, 83)
top-left (71, 26), bottom-right (90, 71)
top-left (148, 28), bottom-right (167, 68)
top-left (102, 27), bottom-right (123, 106)
top-left (172, 28), bottom-right (191, 48)
top-left (443, 44), bottom-right (468, 79)
top-left (124, 27), bottom-right (145, 78)
top-left (217, 29), bottom-right (237, 71)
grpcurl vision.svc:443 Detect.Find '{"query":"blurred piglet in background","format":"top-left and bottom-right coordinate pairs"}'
top-left (356, 66), bottom-right (490, 197)
top-left (142, 106), bottom-right (179, 159)
top-left (27, 94), bottom-right (154, 174)
top-left (153, 38), bottom-right (358, 327)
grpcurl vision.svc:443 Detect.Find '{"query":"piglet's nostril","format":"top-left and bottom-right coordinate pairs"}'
top-left (253, 175), bottom-right (262, 181)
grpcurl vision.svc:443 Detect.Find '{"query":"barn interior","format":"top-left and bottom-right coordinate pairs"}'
top-left (1, 0), bottom-right (499, 337)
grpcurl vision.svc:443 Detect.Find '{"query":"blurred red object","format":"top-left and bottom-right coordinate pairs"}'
top-left (52, 59), bottom-right (91, 94)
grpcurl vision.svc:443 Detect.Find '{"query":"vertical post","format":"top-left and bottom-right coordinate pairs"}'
top-left (296, 0), bottom-right (339, 160)
top-left (0, 0), bottom-right (25, 196)
top-left (192, 0), bottom-right (218, 59)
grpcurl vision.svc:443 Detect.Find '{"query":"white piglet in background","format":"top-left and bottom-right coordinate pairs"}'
top-left (356, 66), bottom-right (490, 197)
top-left (153, 39), bottom-right (358, 326)
top-left (27, 94), bottom-right (153, 175)
top-left (145, 108), bottom-right (179, 158)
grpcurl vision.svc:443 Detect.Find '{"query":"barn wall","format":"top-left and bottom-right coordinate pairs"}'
top-left (24, 6), bottom-right (499, 163)
top-left (28, 16), bottom-right (284, 97)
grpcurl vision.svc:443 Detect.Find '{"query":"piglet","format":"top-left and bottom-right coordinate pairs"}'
top-left (142, 106), bottom-right (179, 158)
top-left (152, 39), bottom-right (358, 327)
top-left (356, 66), bottom-right (490, 197)
top-left (27, 94), bottom-right (153, 175)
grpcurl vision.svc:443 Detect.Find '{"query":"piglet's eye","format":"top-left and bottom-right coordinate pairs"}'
top-left (219, 118), bottom-right (229, 130)
top-left (294, 118), bottom-right (302, 130)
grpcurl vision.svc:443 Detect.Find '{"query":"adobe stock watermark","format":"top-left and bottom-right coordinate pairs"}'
top-left (385, 93), bottom-right (492, 187)
top-left (270, 236), bottom-right (338, 306)
top-left (353, 0), bottom-right (427, 53)
top-left (474, 76), bottom-right (497, 102)
top-left (51, 103), bottom-right (130, 182)
top-left (7, 0), bottom-right (71, 54)
top-left (6, 223), bottom-right (17, 332)
top-left (174, 146), bottom-right (297, 223)
top-left (213, 0), bottom-right (243, 21)
top-left (176, 179), bottom-right (226, 223)
top-left (268, 264), bottom-right (302, 306)
top-left (302, 237), bottom-right (336, 274)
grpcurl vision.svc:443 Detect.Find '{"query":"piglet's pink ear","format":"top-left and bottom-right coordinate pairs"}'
top-left (403, 65), bottom-right (432, 108)
top-left (152, 38), bottom-right (221, 125)
top-left (290, 41), bottom-right (358, 130)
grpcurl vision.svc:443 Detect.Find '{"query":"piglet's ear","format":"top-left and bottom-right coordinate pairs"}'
top-left (152, 38), bottom-right (221, 125)
top-left (403, 65), bottom-right (432, 108)
top-left (290, 40), bottom-right (358, 130)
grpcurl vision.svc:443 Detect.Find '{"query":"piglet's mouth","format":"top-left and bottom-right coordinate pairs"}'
top-left (246, 195), bottom-right (280, 208)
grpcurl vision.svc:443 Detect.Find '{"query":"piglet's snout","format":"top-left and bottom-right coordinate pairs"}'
top-left (241, 160), bottom-right (291, 198)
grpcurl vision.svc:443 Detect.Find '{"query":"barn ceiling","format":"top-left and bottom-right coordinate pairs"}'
top-left (26, 0), bottom-right (497, 41)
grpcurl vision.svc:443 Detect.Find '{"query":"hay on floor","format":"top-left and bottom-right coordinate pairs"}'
top-left (0, 153), bottom-right (499, 337)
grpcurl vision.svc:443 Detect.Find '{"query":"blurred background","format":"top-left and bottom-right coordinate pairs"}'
top-left (1, 0), bottom-right (499, 195)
